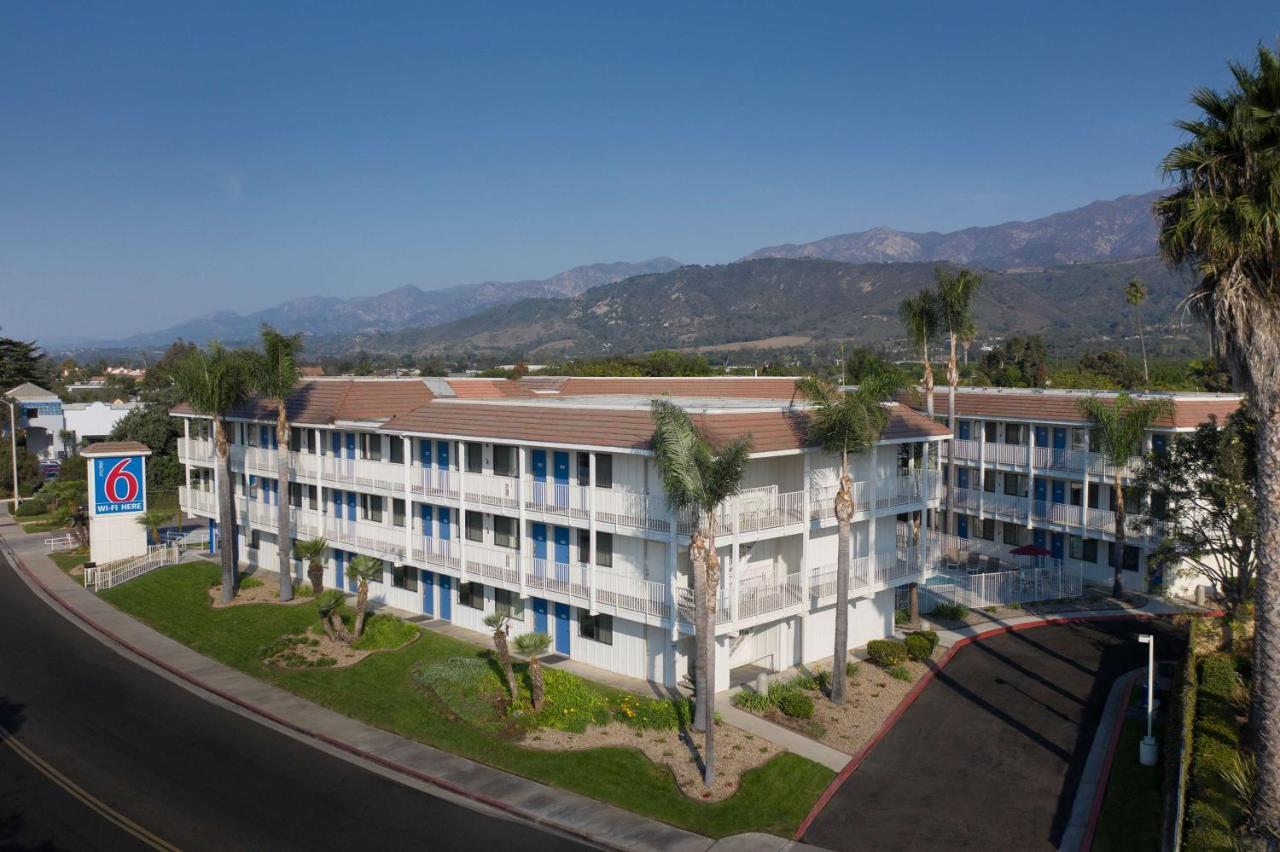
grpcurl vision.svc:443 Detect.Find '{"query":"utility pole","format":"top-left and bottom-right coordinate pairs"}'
top-left (1138, 633), bottom-right (1158, 766)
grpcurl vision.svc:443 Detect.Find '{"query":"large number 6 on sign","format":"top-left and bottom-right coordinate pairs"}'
top-left (105, 458), bottom-right (139, 504)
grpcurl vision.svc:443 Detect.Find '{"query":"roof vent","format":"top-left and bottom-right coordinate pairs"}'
top-left (423, 378), bottom-right (456, 398)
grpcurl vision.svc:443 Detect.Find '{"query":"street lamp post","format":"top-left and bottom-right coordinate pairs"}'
top-left (2, 398), bottom-right (19, 510)
top-left (1138, 633), bottom-right (1158, 766)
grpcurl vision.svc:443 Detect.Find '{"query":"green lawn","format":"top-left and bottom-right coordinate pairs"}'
top-left (50, 550), bottom-right (89, 574)
top-left (101, 562), bottom-right (832, 837)
top-left (1093, 714), bottom-right (1165, 852)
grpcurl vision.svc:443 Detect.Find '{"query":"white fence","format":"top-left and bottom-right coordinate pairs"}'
top-left (920, 560), bottom-right (1083, 611)
top-left (86, 542), bottom-right (182, 592)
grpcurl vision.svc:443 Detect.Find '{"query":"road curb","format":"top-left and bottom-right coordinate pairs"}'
top-left (792, 610), bottom-right (1219, 841)
top-left (0, 535), bottom-right (693, 852)
top-left (1079, 673), bottom-right (1139, 852)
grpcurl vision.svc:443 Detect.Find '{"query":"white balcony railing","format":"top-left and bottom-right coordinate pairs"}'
top-left (178, 485), bottom-right (217, 515)
top-left (810, 470), bottom-right (943, 522)
top-left (735, 573), bottom-right (804, 621)
top-left (809, 546), bottom-right (923, 604)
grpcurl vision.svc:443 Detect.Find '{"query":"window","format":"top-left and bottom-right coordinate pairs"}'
top-left (1070, 483), bottom-right (1083, 507)
top-left (984, 421), bottom-right (998, 442)
top-left (979, 518), bottom-right (995, 541)
top-left (1003, 474), bottom-right (1025, 497)
top-left (1003, 523), bottom-right (1026, 546)
top-left (596, 454), bottom-right (613, 489)
top-left (577, 452), bottom-right (591, 486)
top-left (493, 445), bottom-right (517, 477)
top-left (360, 494), bottom-right (383, 523)
top-left (1005, 424), bottom-right (1024, 445)
top-left (1087, 482), bottom-right (1101, 509)
top-left (1072, 428), bottom-right (1089, 451)
top-left (982, 472), bottom-right (996, 493)
top-left (1082, 538), bottom-right (1099, 563)
top-left (1151, 433), bottom-right (1168, 455)
top-left (392, 498), bottom-right (406, 528)
top-left (459, 581), bottom-right (484, 610)
top-left (389, 436), bottom-right (404, 464)
top-left (360, 433), bottom-right (382, 461)
top-left (465, 511), bottom-right (484, 543)
top-left (249, 529), bottom-right (261, 550)
top-left (290, 427), bottom-right (303, 452)
top-left (493, 515), bottom-right (519, 549)
top-left (494, 588), bottom-right (524, 618)
top-left (577, 529), bottom-right (591, 563)
top-left (595, 532), bottom-right (613, 568)
top-left (1069, 535), bottom-right (1083, 560)
top-left (466, 443), bottom-right (483, 473)
top-left (578, 611), bottom-right (613, 645)
top-left (392, 564), bottom-right (419, 592)
top-left (1151, 491), bottom-right (1168, 521)
top-left (1123, 544), bottom-right (1140, 572)
top-left (289, 482), bottom-right (303, 508)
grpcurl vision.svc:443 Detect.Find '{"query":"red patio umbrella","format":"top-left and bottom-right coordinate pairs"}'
top-left (1009, 544), bottom-right (1052, 557)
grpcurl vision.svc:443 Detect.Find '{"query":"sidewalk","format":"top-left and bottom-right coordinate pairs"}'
top-left (0, 514), bottom-right (819, 852)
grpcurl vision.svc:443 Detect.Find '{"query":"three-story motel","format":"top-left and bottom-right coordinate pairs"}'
top-left (174, 375), bottom-right (947, 691)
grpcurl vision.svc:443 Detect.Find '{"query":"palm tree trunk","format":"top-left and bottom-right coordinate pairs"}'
top-left (947, 333), bottom-right (959, 434)
top-left (214, 419), bottom-right (237, 604)
top-left (691, 533), bottom-right (708, 734)
top-left (529, 656), bottom-right (545, 711)
top-left (1135, 305), bottom-right (1149, 388)
top-left (908, 513), bottom-right (921, 626)
top-left (1112, 476), bottom-right (1125, 598)
top-left (276, 408), bottom-right (293, 602)
top-left (495, 628), bottom-right (518, 704)
top-left (702, 534), bottom-right (719, 789)
top-left (308, 558), bottom-right (325, 594)
top-left (921, 340), bottom-right (935, 419)
top-left (832, 466), bottom-right (853, 705)
top-left (354, 581), bottom-right (369, 638)
top-left (1250, 413), bottom-right (1280, 839)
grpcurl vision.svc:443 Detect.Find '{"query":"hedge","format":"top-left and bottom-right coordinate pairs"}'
top-left (867, 639), bottom-right (909, 667)
top-left (1184, 653), bottom-right (1244, 850)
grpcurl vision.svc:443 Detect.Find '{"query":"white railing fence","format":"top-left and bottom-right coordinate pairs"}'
top-left (920, 560), bottom-right (1083, 611)
top-left (86, 542), bottom-right (182, 592)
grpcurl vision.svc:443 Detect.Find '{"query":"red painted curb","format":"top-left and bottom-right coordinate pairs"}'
top-left (792, 610), bottom-right (1214, 841)
top-left (1081, 675), bottom-right (1138, 852)
top-left (1, 546), bottom-right (633, 852)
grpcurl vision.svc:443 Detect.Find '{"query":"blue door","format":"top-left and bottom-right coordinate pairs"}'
top-left (956, 467), bottom-right (969, 490)
top-left (419, 439), bottom-right (432, 467)
top-left (957, 515), bottom-right (969, 539)
top-left (958, 420), bottom-right (971, 440)
top-left (554, 526), bottom-right (570, 586)
top-left (1034, 426), bottom-right (1048, 448)
top-left (347, 550), bottom-right (358, 593)
top-left (420, 504), bottom-right (433, 537)
top-left (421, 570), bottom-right (435, 615)
top-left (1033, 528), bottom-right (1047, 550)
top-left (437, 441), bottom-right (449, 469)
top-left (331, 431), bottom-right (341, 455)
top-left (345, 491), bottom-right (356, 521)
top-left (260, 425), bottom-right (270, 447)
top-left (439, 576), bottom-right (452, 621)
top-left (344, 432), bottom-right (356, 459)
top-left (335, 550), bottom-right (345, 590)
top-left (1053, 428), bottom-right (1067, 450)
top-left (1051, 480), bottom-right (1065, 505)
top-left (1050, 533), bottom-right (1065, 561)
top-left (532, 450), bottom-right (547, 481)
top-left (437, 506), bottom-right (451, 539)
top-left (553, 451), bottom-right (570, 508)
top-left (534, 597), bottom-right (548, 633)
top-left (208, 519), bottom-right (217, 555)
top-left (1034, 479), bottom-right (1047, 515)
top-left (553, 603), bottom-right (571, 654)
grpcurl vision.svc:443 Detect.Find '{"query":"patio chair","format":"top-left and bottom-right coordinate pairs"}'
top-left (987, 557), bottom-right (1003, 573)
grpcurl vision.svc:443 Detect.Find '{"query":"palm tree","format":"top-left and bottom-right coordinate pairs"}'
top-left (171, 343), bottom-right (249, 604)
top-left (1154, 45), bottom-right (1280, 838)
top-left (1077, 394), bottom-right (1171, 598)
top-left (935, 267), bottom-right (983, 435)
top-left (293, 536), bottom-right (328, 594)
top-left (345, 555), bottom-right (382, 639)
top-left (898, 290), bottom-right (941, 418)
top-left (135, 508), bottom-right (171, 546)
top-left (514, 631), bottom-right (551, 711)
top-left (315, 590), bottom-right (348, 642)
top-left (795, 371), bottom-right (899, 704)
top-left (249, 325), bottom-right (303, 602)
top-left (484, 612), bottom-right (520, 706)
top-left (650, 398), bottom-right (752, 788)
top-left (1124, 278), bottom-right (1150, 387)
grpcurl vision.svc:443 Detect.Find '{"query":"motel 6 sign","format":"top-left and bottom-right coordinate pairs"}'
top-left (92, 455), bottom-right (147, 516)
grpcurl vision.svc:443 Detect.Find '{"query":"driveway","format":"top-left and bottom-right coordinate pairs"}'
top-left (803, 620), bottom-right (1184, 851)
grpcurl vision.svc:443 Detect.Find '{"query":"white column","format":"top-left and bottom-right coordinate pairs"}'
top-left (800, 451), bottom-right (811, 609)
top-left (518, 446), bottom-right (528, 596)
top-left (588, 452), bottom-right (597, 614)
top-left (867, 446), bottom-right (878, 556)
top-left (457, 439), bottom-right (467, 581)
top-left (1080, 427), bottom-right (1091, 536)
top-left (668, 508), bottom-right (679, 644)
top-left (976, 419), bottom-right (985, 524)
top-left (1026, 426), bottom-right (1036, 534)
top-left (402, 435), bottom-right (413, 562)
top-left (183, 418), bottom-right (192, 490)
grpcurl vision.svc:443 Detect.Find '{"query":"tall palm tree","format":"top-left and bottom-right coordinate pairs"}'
top-left (345, 555), bottom-right (383, 639)
top-left (1077, 394), bottom-right (1171, 598)
top-left (795, 371), bottom-right (899, 704)
top-left (650, 398), bottom-right (752, 788)
top-left (514, 631), bottom-right (551, 711)
top-left (249, 325), bottom-right (303, 602)
top-left (135, 508), bottom-right (171, 546)
top-left (171, 343), bottom-right (249, 604)
top-left (1154, 44), bottom-right (1280, 838)
top-left (898, 290), bottom-right (941, 418)
top-left (1124, 278), bottom-right (1150, 387)
top-left (484, 611), bottom-right (520, 707)
top-left (293, 536), bottom-right (327, 594)
top-left (935, 267), bottom-right (983, 436)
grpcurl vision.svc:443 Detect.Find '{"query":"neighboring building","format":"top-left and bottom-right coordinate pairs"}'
top-left (63, 400), bottom-right (141, 447)
top-left (5, 383), bottom-right (67, 461)
top-left (902, 386), bottom-right (1243, 596)
top-left (174, 375), bottom-right (947, 691)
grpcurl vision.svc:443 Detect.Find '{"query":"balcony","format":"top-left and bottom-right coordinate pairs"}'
top-left (809, 546), bottom-right (923, 605)
top-left (948, 487), bottom-right (1028, 523)
top-left (178, 485), bottom-right (217, 515)
top-left (945, 440), bottom-right (1141, 479)
top-left (177, 438), bottom-right (216, 464)
top-left (809, 470), bottom-right (942, 522)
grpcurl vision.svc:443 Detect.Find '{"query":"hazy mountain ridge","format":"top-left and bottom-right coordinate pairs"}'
top-left (744, 190), bottom-right (1163, 268)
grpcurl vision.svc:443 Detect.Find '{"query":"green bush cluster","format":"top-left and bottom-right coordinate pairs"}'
top-left (928, 602), bottom-right (969, 621)
top-left (351, 615), bottom-right (420, 651)
top-left (866, 639), bottom-right (909, 667)
top-left (903, 634), bottom-right (932, 662)
top-left (813, 669), bottom-right (832, 693)
top-left (1184, 653), bottom-right (1246, 849)
top-left (776, 691), bottom-right (814, 720)
top-left (240, 576), bottom-right (264, 590)
top-left (14, 498), bottom-right (47, 517)
top-left (845, 661), bottom-right (860, 678)
top-left (888, 665), bottom-right (912, 682)
top-left (258, 632), bottom-right (334, 667)
top-left (731, 689), bottom-right (772, 713)
top-left (893, 608), bottom-right (909, 625)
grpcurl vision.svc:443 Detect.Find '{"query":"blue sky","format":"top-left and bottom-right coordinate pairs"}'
top-left (2, 2), bottom-right (1277, 343)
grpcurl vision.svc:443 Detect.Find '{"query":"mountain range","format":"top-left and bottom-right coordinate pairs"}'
top-left (65, 190), bottom-right (1179, 356)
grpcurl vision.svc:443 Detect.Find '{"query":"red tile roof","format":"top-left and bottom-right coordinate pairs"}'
top-left (171, 378), bottom-right (433, 425)
top-left (896, 388), bottom-right (1242, 429)
top-left (446, 378), bottom-right (539, 399)
top-left (522, 376), bottom-right (803, 399)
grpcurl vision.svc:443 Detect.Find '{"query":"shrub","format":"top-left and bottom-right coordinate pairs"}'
top-left (731, 689), bottom-right (771, 713)
top-left (929, 602), bottom-right (969, 621)
top-left (1185, 654), bottom-right (1246, 849)
top-left (240, 576), bottom-right (264, 590)
top-left (894, 608), bottom-right (909, 625)
top-left (14, 498), bottom-right (48, 517)
top-left (867, 639), bottom-right (909, 667)
top-left (813, 668), bottom-right (832, 693)
top-left (888, 665), bottom-right (912, 682)
top-left (787, 672), bottom-right (819, 692)
top-left (352, 615), bottom-right (419, 651)
top-left (909, 630), bottom-right (939, 654)
top-left (616, 694), bottom-right (695, 730)
top-left (845, 661), bottom-right (860, 679)
top-left (777, 691), bottom-right (814, 720)
top-left (903, 633), bottom-right (933, 662)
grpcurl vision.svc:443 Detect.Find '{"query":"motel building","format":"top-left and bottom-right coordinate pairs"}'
top-left (901, 387), bottom-right (1243, 596)
top-left (174, 376), bottom-right (947, 692)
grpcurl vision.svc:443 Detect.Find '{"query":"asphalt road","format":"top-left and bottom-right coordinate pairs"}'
top-left (804, 620), bottom-right (1185, 851)
top-left (0, 550), bottom-right (592, 851)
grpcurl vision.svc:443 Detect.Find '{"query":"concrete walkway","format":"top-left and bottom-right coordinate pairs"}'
top-left (714, 697), bottom-right (850, 773)
top-left (0, 515), bottom-right (820, 852)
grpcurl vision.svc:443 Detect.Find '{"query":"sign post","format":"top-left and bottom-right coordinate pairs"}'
top-left (1138, 633), bottom-right (1158, 766)
top-left (83, 442), bottom-right (151, 566)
